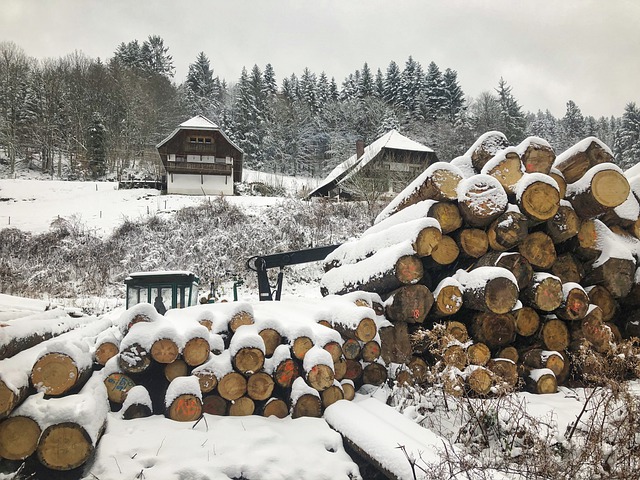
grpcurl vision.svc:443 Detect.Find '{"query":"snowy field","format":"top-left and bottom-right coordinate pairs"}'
top-left (1, 177), bottom-right (639, 479)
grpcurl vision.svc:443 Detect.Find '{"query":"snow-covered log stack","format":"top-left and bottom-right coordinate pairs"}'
top-left (321, 132), bottom-right (640, 396)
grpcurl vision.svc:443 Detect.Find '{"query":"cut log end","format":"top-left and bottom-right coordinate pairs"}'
top-left (150, 338), bottom-right (180, 364)
top-left (37, 422), bottom-right (96, 471)
top-left (104, 372), bottom-right (136, 404)
top-left (291, 395), bottom-right (322, 419)
top-left (232, 347), bottom-right (265, 374)
top-left (519, 181), bottom-right (560, 222)
top-left (262, 398), bottom-right (289, 418)
top-left (94, 342), bottom-right (119, 366)
top-left (0, 415), bottom-right (41, 460)
top-left (183, 337), bottom-right (211, 367)
top-left (167, 394), bottom-right (203, 422)
top-left (229, 396), bottom-right (255, 416)
top-left (30, 353), bottom-right (80, 396)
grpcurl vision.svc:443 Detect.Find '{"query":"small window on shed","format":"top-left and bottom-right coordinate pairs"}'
top-left (205, 138), bottom-right (212, 144)
top-left (189, 137), bottom-right (197, 143)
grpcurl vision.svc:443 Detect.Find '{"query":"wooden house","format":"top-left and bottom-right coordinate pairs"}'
top-left (156, 115), bottom-right (243, 195)
top-left (308, 130), bottom-right (437, 199)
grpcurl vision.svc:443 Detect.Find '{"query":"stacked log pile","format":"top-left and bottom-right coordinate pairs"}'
top-left (321, 132), bottom-right (640, 396)
top-left (0, 296), bottom-right (394, 471)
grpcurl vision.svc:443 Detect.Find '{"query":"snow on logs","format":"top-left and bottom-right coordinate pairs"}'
top-left (320, 132), bottom-right (640, 396)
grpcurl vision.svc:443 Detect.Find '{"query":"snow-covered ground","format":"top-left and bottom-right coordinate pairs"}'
top-left (1, 177), bottom-right (639, 479)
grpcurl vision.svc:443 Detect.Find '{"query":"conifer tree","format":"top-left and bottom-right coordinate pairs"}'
top-left (615, 102), bottom-right (640, 169)
top-left (400, 56), bottom-right (425, 113)
top-left (263, 63), bottom-right (277, 96)
top-left (442, 68), bottom-right (466, 124)
top-left (423, 61), bottom-right (447, 121)
top-left (359, 62), bottom-right (374, 99)
top-left (299, 67), bottom-right (318, 111)
top-left (374, 68), bottom-right (384, 98)
top-left (87, 112), bottom-right (107, 178)
top-left (495, 77), bottom-right (526, 142)
top-left (383, 60), bottom-right (402, 107)
top-left (185, 52), bottom-right (218, 115)
top-left (559, 100), bottom-right (585, 149)
top-left (317, 71), bottom-right (330, 108)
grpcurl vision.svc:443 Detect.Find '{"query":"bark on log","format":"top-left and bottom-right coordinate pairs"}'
top-left (468, 131), bottom-right (510, 172)
top-left (457, 174), bottom-right (508, 228)
top-left (525, 369), bottom-right (557, 394)
top-left (378, 322), bottom-right (412, 365)
top-left (0, 380), bottom-right (29, 420)
top-left (385, 284), bottom-right (434, 324)
top-left (551, 253), bottom-right (585, 284)
top-left (555, 283), bottom-right (589, 321)
top-left (520, 138), bottom-right (556, 175)
top-left (521, 273), bottom-right (564, 312)
top-left (546, 204), bottom-right (581, 245)
top-left (481, 148), bottom-right (523, 194)
top-left (518, 232), bottom-right (557, 270)
top-left (332, 317), bottom-right (377, 343)
top-left (475, 252), bottom-right (533, 290)
top-left (458, 267), bottom-right (519, 314)
top-left (471, 312), bottom-right (516, 349)
top-left (321, 250), bottom-right (424, 297)
top-left (487, 211), bottom-right (529, 251)
top-left (549, 168), bottom-right (567, 199)
top-left (586, 285), bottom-right (617, 321)
top-left (568, 166), bottom-right (630, 218)
top-left (554, 138), bottom-right (614, 184)
top-left (0, 415), bottom-right (41, 460)
top-left (362, 362), bottom-right (387, 386)
top-left (583, 256), bottom-right (635, 299)
top-left (431, 279), bottom-right (464, 317)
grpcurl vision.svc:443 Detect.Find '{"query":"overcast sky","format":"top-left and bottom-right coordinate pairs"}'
top-left (2, 0), bottom-right (638, 118)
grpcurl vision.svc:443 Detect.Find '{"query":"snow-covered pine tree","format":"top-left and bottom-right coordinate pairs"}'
top-left (422, 61), bottom-right (447, 122)
top-left (263, 63), bottom-right (277, 96)
top-left (495, 77), bottom-right (526, 142)
top-left (374, 68), bottom-right (384, 98)
top-left (615, 102), bottom-right (640, 170)
top-left (527, 110), bottom-right (560, 146)
top-left (442, 68), bottom-right (466, 125)
top-left (87, 112), bottom-right (107, 178)
top-left (383, 60), bottom-right (402, 107)
top-left (185, 52), bottom-right (218, 115)
top-left (140, 35), bottom-right (175, 78)
top-left (329, 77), bottom-right (339, 102)
top-left (559, 100), bottom-right (586, 151)
top-left (299, 67), bottom-right (319, 111)
top-left (359, 62), bottom-right (374, 99)
top-left (317, 72), bottom-right (330, 109)
top-left (399, 56), bottom-right (425, 114)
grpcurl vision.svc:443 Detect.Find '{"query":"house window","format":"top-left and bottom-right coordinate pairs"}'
top-left (189, 136), bottom-right (213, 144)
top-left (176, 155), bottom-right (186, 163)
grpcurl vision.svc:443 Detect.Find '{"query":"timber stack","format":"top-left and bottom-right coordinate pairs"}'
top-left (0, 294), bottom-right (392, 471)
top-left (321, 132), bottom-right (640, 396)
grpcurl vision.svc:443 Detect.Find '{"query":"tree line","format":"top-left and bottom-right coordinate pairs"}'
top-left (1, 36), bottom-right (639, 180)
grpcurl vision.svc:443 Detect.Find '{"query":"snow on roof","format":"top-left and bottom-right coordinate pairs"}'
top-left (156, 115), bottom-right (244, 153)
top-left (308, 130), bottom-right (434, 197)
top-left (179, 114), bottom-right (220, 129)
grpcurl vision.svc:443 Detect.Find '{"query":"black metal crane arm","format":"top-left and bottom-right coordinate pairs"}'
top-left (246, 244), bottom-right (342, 301)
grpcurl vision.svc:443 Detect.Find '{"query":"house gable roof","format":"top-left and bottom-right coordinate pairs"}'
top-left (156, 115), bottom-right (243, 154)
top-left (308, 130), bottom-right (434, 197)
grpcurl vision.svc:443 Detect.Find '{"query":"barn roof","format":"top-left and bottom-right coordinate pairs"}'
top-left (307, 130), bottom-right (434, 197)
top-left (156, 115), bottom-right (243, 153)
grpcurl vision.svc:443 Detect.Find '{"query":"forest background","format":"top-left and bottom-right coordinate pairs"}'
top-left (1, 35), bottom-right (639, 182)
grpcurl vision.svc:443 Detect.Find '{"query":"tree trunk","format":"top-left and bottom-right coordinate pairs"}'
top-left (487, 211), bottom-right (529, 251)
top-left (0, 380), bottom-right (29, 420)
top-left (457, 175), bottom-right (508, 227)
top-left (246, 372), bottom-right (275, 401)
top-left (513, 307), bottom-right (540, 337)
top-left (520, 348), bottom-right (565, 378)
top-left (551, 253), bottom-right (585, 284)
top-left (555, 283), bottom-right (589, 321)
top-left (228, 310), bottom-right (254, 333)
top-left (30, 350), bottom-right (92, 397)
top-left (521, 273), bottom-right (563, 312)
top-left (546, 204), bottom-right (581, 244)
top-left (228, 396), bottom-right (255, 416)
top-left (525, 368), bottom-right (557, 394)
top-left (258, 328), bottom-right (282, 357)
top-left (378, 322), bottom-right (412, 365)
top-left (466, 366), bottom-right (493, 396)
top-left (343, 359), bottom-right (363, 381)
top-left (291, 336), bottom-right (314, 360)
top-left (150, 337), bottom-right (180, 364)
top-left (202, 394), bottom-right (228, 416)
top-left (540, 317), bottom-right (570, 351)
top-left (459, 267), bottom-right (519, 314)
top-left (442, 344), bottom-right (467, 370)
top-left (475, 252), bottom-right (533, 290)
top-left (0, 415), bottom-right (41, 460)
top-left (554, 139), bottom-right (614, 184)
top-left (471, 312), bottom-right (516, 349)
top-left (431, 279), bottom-right (464, 317)
top-left (232, 347), bottom-right (265, 375)
top-left (487, 358), bottom-right (519, 389)
top-left (94, 339), bottom-right (119, 366)
top-left (586, 285), bottom-right (617, 321)
top-left (521, 140), bottom-right (555, 175)
top-left (217, 371), bottom-right (247, 401)
top-left (342, 338), bottom-right (362, 360)
top-left (361, 340), bottom-right (381, 363)
top-left (549, 168), bottom-right (567, 198)
top-left (321, 382), bottom-right (345, 408)
top-left (428, 235), bottom-right (460, 267)
top-left (164, 358), bottom-right (189, 382)
top-left (332, 317), bottom-right (377, 343)
top-left (428, 201), bottom-right (463, 234)
top-left (469, 132), bottom-right (510, 172)
top-left (583, 256), bottom-right (635, 299)
top-left (122, 402), bottom-right (153, 420)
top-left (385, 284), bottom-right (434, 324)
top-left (104, 372), bottom-right (136, 404)
top-left (518, 232), bottom-right (557, 270)
top-left (166, 393), bottom-right (202, 422)
top-left (568, 167), bottom-right (630, 218)
top-left (497, 346), bottom-right (519, 363)
top-left (482, 150), bottom-right (523, 194)
top-left (516, 175), bottom-right (560, 222)
top-left (261, 398), bottom-right (288, 418)
top-left (118, 342), bottom-right (151, 374)
top-left (455, 228), bottom-right (489, 259)
top-left (183, 337), bottom-right (211, 367)
top-left (273, 357), bottom-right (301, 389)
top-left (467, 342), bottom-right (491, 366)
